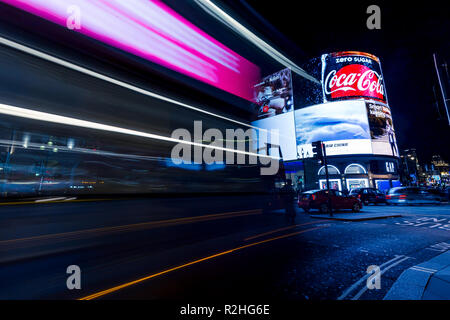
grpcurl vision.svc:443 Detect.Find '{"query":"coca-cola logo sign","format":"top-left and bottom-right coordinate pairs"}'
top-left (322, 52), bottom-right (387, 103)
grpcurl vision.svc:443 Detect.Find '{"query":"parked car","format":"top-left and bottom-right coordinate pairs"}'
top-left (298, 189), bottom-right (362, 213)
top-left (386, 187), bottom-right (441, 205)
top-left (349, 188), bottom-right (387, 206)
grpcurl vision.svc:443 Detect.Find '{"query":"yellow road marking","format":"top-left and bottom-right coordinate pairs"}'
top-left (244, 220), bottom-right (332, 241)
top-left (78, 225), bottom-right (328, 300)
top-left (0, 209), bottom-right (261, 246)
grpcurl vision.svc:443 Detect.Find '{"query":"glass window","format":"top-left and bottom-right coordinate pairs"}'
top-left (318, 165), bottom-right (340, 175)
top-left (344, 164), bottom-right (367, 174)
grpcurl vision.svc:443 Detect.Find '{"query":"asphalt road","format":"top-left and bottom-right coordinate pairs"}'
top-left (1, 196), bottom-right (449, 300)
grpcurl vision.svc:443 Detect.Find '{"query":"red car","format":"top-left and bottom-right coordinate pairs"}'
top-left (298, 189), bottom-right (363, 213)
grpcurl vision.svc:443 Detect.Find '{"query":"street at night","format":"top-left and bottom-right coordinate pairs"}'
top-left (0, 0), bottom-right (449, 314)
top-left (2, 198), bottom-right (450, 301)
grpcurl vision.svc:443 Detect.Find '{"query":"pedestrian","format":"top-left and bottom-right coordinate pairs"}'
top-left (281, 179), bottom-right (296, 224)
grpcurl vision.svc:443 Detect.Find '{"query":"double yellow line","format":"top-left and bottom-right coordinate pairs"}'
top-left (79, 224), bottom-right (329, 300)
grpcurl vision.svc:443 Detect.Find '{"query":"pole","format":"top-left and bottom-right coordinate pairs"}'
top-left (301, 149), bottom-right (306, 192)
top-left (434, 53), bottom-right (450, 126)
top-left (404, 156), bottom-right (410, 186)
top-left (322, 142), bottom-right (332, 216)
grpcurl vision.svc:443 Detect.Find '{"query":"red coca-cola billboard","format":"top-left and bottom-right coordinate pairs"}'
top-left (321, 51), bottom-right (387, 103)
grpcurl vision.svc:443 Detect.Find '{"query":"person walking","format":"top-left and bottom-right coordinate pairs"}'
top-left (281, 179), bottom-right (296, 224)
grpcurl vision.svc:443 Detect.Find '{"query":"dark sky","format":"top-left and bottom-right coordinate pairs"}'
top-left (222, 0), bottom-right (450, 164)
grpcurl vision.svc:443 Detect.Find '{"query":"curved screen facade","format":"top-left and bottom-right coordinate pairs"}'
top-left (295, 51), bottom-right (399, 158)
top-left (321, 51), bottom-right (387, 103)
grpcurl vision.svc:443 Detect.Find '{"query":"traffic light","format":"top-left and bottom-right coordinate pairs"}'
top-left (311, 141), bottom-right (324, 163)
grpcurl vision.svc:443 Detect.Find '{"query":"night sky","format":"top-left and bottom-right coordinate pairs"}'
top-left (223, 0), bottom-right (450, 164)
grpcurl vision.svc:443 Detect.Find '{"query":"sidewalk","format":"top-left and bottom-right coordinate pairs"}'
top-left (310, 212), bottom-right (402, 221)
top-left (384, 250), bottom-right (450, 300)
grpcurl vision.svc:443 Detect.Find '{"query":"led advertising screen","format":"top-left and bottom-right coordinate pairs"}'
top-left (252, 68), bottom-right (296, 161)
top-left (252, 112), bottom-right (297, 161)
top-left (254, 68), bottom-right (294, 119)
top-left (3, 0), bottom-right (260, 101)
top-left (366, 101), bottom-right (399, 157)
top-left (321, 51), bottom-right (387, 104)
top-left (295, 100), bottom-right (373, 157)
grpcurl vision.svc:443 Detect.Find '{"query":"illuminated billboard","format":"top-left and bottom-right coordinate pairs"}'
top-left (3, 0), bottom-right (260, 101)
top-left (295, 100), bottom-right (373, 157)
top-left (321, 51), bottom-right (387, 103)
top-left (254, 68), bottom-right (294, 119)
top-left (291, 51), bottom-right (398, 158)
top-left (252, 68), bottom-right (297, 161)
top-left (366, 101), bottom-right (399, 157)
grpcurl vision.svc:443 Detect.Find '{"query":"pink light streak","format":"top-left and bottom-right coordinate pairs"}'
top-left (2, 0), bottom-right (260, 101)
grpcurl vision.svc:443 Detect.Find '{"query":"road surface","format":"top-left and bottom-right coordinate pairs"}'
top-left (1, 196), bottom-right (449, 300)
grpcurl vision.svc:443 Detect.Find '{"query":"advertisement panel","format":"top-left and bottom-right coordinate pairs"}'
top-left (295, 100), bottom-right (372, 157)
top-left (252, 68), bottom-right (296, 161)
top-left (321, 51), bottom-right (387, 103)
top-left (252, 112), bottom-right (297, 161)
top-left (366, 101), bottom-right (399, 156)
top-left (254, 68), bottom-right (294, 119)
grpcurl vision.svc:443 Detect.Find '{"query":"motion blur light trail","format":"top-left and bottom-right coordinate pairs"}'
top-left (79, 225), bottom-right (328, 300)
top-left (1, 0), bottom-right (260, 100)
top-left (0, 36), bottom-right (261, 131)
top-left (193, 0), bottom-right (320, 84)
top-left (0, 103), bottom-right (278, 160)
top-left (0, 209), bottom-right (261, 248)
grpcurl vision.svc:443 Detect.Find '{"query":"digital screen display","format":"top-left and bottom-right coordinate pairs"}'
top-left (251, 68), bottom-right (297, 161)
top-left (295, 100), bottom-right (373, 157)
top-left (252, 112), bottom-right (297, 161)
top-left (366, 101), bottom-right (399, 157)
top-left (254, 68), bottom-right (294, 119)
top-left (3, 0), bottom-right (260, 101)
top-left (321, 51), bottom-right (387, 103)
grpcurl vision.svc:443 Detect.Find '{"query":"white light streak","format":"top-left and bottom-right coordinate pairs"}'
top-left (0, 103), bottom-right (279, 160)
top-left (0, 36), bottom-right (264, 131)
top-left (193, 0), bottom-right (321, 84)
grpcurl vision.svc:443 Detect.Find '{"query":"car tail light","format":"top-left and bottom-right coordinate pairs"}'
top-left (399, 194), bottom-right (407, 199)
top-left (312, 195), bottom-right (316, 200)
top-left (386, 195), bottom-right (391, 199)
top-left (357, 194), bottom-right (361, 198)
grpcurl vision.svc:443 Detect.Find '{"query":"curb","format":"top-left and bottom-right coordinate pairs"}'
top-left (310, 213), bottom-right (402, 221)
top-left (384, 250), bottom-right (450, 300)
